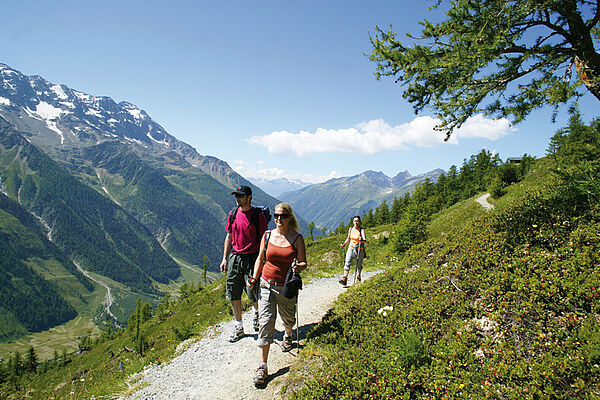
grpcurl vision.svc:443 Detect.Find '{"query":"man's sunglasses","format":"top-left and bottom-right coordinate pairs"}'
top-left (234, 194), bottom-right (247, 198)
top-left (274, 213), bottom-right (290, 219)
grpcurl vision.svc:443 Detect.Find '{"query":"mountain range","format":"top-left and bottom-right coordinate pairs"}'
top-left (0, 63), bottom-right (287, 335)
top-left (279, 169), bottom-right (444, 229)
top-left (0, 62), bottom-right (441, 341)
top-left (250, 176), bottom-right (310, 197)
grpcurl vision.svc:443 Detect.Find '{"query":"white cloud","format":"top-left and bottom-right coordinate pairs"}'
top-left (248, 115), bottom-right (513, 157)
top-left (232, 160), bottom-right (339, 184)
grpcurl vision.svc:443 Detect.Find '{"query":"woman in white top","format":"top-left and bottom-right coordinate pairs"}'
top-left (339, 215), bottom-right (366, 285)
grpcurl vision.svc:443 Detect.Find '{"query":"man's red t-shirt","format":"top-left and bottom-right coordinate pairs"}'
top-left (226, 207), bottom-right (268, 254)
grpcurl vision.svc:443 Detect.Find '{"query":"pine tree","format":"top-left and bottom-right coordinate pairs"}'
top-left (203, 255), bottom-right (210, 286)
top-left (12, 351), bottom-right (21, 376)
top-left (61, 348), bottom-right (67, 367)
top-left (25, 347), bottom-right (37, 373)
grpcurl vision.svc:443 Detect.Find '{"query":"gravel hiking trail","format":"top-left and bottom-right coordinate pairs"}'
top-left (476, 193), bottom-right (494, 210)
top-left (125, 270), bottom-right (381, 400)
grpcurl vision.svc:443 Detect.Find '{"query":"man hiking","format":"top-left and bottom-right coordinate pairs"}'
top-left (220, 185), bottom-right (268, 342)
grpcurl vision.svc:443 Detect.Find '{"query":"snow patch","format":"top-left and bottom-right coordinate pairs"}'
top-left (86, 108), bottom-right (103, 118)
top-left (0, 97), bottom-right (10, 106)
top-left (60, 101), bottom-right (75, 108)
top-left (124, 136), bottom-right (146, 147)
top-left (147, 132), bottom-right (169, 147)
top-left (46, 121), bottom-right (65, 144)
top-left (127, 107), bottom-right (143, 119)
top-left (51, 84), bottom-right (68, 99)
top-left (25, 103), bottom-right (67, 144)
top-left (1, 68), bottom-right (17, 76)
top-left (33, 101), bottom-right (64, 120)
top-left (73, 90), bottom-right (93, 102)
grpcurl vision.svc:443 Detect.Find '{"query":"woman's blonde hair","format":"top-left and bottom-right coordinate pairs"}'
top-left (275, 203), bottom-right (299, 231)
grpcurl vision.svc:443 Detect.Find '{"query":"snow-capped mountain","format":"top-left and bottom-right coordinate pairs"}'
top-left (250, 176), bottom-right (310, 198)
top-left (0, 63), bottom-right (178, 150)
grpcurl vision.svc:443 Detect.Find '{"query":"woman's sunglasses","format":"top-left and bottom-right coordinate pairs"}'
top-left (274, 213), bottom-right (291, 220)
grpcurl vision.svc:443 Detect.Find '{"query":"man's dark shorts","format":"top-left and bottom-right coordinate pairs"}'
top-left (225, 252), bottom-right (259, 302)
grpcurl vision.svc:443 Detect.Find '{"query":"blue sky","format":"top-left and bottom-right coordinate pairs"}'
top-left (2, 1), bottom-right (597, 184)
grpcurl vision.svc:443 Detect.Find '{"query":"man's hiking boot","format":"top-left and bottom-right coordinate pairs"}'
top-left (356, 275), bottom-right (361, 282)
top-left (228, 326), bottom-right (244, 342)
top-left (282, 334), bottom-right (293, 352)
top-left (253, 311), bottom-right (260, 331)
top-left (253, 364), bottom-right (268, 386)
top-left (338, 276), bottom-right (347, 286)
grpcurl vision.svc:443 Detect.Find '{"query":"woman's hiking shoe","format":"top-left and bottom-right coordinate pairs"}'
top-left (338, 276), bottom-right (347, 286)
top-left (228, 326), bottom-right (244, 342)
top-left (282, 335), bottom-right (293, 352)
top-left (253, 365), bottom-right (268, 386)
top-left (253, 311), bottom-right (260, 331)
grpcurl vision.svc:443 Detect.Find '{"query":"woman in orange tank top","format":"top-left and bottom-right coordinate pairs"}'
top-left (339, 215), bottom-right (366, 285)
top-left (248, 203), bottom-right (307, 386)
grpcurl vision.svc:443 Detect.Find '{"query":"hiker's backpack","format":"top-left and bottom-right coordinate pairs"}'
top-left (228, 205), bottom-right (271, 242)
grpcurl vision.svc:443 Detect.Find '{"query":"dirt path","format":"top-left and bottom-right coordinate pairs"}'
top-left (476, 193), bottom-right (494, 210)
top-left (125, 270), bottom-right (381, 400)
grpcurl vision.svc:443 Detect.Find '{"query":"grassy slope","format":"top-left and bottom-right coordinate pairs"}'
top-left (284, 158), bottom-right (600, 399)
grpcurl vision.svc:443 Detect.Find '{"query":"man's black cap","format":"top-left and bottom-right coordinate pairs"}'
top-left (231, 185), bottom-right (252, 196)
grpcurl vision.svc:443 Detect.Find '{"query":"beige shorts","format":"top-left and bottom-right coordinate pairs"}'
top-left (256, 279), bottom-right (296, 347)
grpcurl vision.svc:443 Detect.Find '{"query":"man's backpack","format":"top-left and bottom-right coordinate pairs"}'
top-left (228, 205), bottom-right (271, 242)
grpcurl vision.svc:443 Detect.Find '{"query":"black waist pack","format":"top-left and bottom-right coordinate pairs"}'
top-left (283, 267), bottom-right (302, 299)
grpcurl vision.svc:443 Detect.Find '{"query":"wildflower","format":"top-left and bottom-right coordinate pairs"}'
top-left (377, 305), bottom-right (393, 316)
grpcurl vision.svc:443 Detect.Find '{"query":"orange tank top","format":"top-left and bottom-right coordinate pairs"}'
top-left (350, 227), bottom-right (364, 248)
top-left (262, 242), bottom-right (297, 283)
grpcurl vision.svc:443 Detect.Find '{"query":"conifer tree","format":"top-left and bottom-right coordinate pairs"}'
top-left (12, 351), bottom-right (21, 376)
top-left (25, 347), bottom-right (37, 373)
top-left (369, 0), bottom-right (600, 138)
top-left (203, 255), bottom-right (210, 286)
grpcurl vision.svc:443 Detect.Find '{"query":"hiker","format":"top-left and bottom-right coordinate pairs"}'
top-left (247, 203), bottom-right (307, 386)
top-left (219, 185), bottom-right (268, 342)
top-left (339, 215), bottom-right (366, 285)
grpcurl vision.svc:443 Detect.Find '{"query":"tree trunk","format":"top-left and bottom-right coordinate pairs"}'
top-left (575, 56), bottom-right (600, 102)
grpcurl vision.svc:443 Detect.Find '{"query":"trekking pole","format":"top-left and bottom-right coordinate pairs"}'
top-left (353, 246), bottom-right (358, 285)
top-left (293, 258), bottom-right (300, 351)
top-left (295, 294), bottom-right (300, 351)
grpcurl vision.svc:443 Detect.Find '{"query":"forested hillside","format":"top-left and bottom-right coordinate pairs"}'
top-left (0, 193), bottom-right (92, 341)
top-left (0, 119), bottom-right (180, 293)
top-left (83, 141), bottom-right (225, 264)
